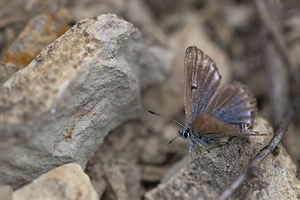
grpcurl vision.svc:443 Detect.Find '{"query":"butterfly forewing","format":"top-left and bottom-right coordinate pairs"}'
top-left (206, 82), bottom-right (257, 128)
top-left (184, 46), bottom-right (221, 125)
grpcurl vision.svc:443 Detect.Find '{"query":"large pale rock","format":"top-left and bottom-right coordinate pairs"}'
top-left (2, 8), bottom-right (72, 69)
top-left (145, 118), bottom-right (300, 200)
top-left (70, 0), bottom-right (168, 44)
top-left (12, 163), bottom-right (98, 200)
top-left (0, 185), bottom-right (12, 200)
top-left (0, 64), bottom-right (17, 85)
top-left (88, 160), bottom-right (143, 199)
top-left (0, 14), bottom-right (172, 188)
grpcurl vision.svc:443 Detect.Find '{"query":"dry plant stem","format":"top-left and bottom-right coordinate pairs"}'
top-left (218, 97), bottom-right (299, 200)
top-left (254, 0), bottom-right (297, 81)
top-left (262, 0), bottom-right (289, 127)
top-left (266, 43), bottom-right (289, 128)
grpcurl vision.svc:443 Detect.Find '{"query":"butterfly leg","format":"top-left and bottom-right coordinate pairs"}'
top-left (189, 140), bottom-right (197, 159)
top-left (189, 137), bottom-right (207, 159)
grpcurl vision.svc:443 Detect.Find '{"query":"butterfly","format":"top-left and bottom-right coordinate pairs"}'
top-left (149, 46), bottom-right (264, 158)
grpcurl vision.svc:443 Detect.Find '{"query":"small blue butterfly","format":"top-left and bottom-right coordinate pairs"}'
top-left (149, 46), bottom-right (263, 158)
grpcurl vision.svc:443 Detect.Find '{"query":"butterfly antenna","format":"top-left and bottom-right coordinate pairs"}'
top-left (148, 110), bottom-right (185, 128)
top-left (167, 135), bottom-right (178, 145)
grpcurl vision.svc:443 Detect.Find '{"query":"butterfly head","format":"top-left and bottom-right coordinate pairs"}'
top-left (148, 110), bottom-right (192, 143)
top-left (179, 127), bottom-right (191, 140)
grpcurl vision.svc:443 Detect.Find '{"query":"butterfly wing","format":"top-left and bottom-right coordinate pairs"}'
top-left (206, 82), bottom-right (257, 128)
top-left (190, 113), bottom-right (264, 137)
top-left (184, 46), bottom-right (221, 125)
top-left (191, 113), bottom-right (238, 137)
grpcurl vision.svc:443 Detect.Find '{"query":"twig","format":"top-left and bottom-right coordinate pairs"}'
top-left (259, 0), bottom-right (290, 128)
top-left (254, 0), bottom-right (297, 82)
top-left (218, 1), bottom-right (300, 199)
top-left (219, 97), bottom-right (298, 200)
top-left (266, 43), bottom-right (290, 128)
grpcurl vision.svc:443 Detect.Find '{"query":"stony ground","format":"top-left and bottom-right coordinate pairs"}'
top-left (0, 0), bottom-right (299, 200)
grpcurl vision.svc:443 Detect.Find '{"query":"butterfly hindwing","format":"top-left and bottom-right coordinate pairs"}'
top-left (190, 113), bottom-right (238, 137)
top-left (190, 113), bottom-right (264, 137)
top-left (184, 46), bottom-right (221, 125)
top-left (206, 82), bottom-right (257, 128)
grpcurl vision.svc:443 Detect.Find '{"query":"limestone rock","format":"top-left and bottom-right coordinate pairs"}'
top-left (2, 8), bottom-right (72, 69)
top-left (70, 0), bottom-right (168, 44)
top-left (0, 14), bottom-right (172, 188)
top-left (145, 118), bottom-right (300, 200)
top-left (88, 161), bottom-right (143, 199)
top-left (0, 185), bottom-right (13, 200)
top-left (12, 163), bottom-right (98, 200)
top-left (85, 120), bottom-right (184, 200)
top-left (0, 64), bottom-right (17, 85)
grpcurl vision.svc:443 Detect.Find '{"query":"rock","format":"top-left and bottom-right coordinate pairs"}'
top-left (145, 118), bottom-right (300, 200)
top-left (12, 163), bottom-right (98, 200)
top-left (168, 12), bottom-right (232, 87)
top-left (0, 14), bottom-right (172, 188)
top-left (144, 0), bottom-right (185, 18)
top-left (70, 0), bottom-right (168, 44)
top-left (0, 185), bottom-right (13, 200)
top-left (87, 160), bottom-right (143, 200)
top-left (86, 112), bottom-right (189, 199)
top-left (123, 0), bottom-right (168, 44)
top-left (142, 165), bottom-right (166, 183)
top-left (0, 64), bottom-right (17, 85)
top-left (2, 8), bottom-right (73, 69)
top-left (224, 4), bottom-right (255, 29)
top-left (121, 45), bottom-right (173, 90)
top-left (161, 156), bottom-right (190, 183)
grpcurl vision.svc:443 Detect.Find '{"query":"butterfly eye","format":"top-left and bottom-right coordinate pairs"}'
top-left (183, 130), bottom-right (190, 138)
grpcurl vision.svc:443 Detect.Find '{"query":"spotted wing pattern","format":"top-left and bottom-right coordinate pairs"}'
top-left (184, 46), bottom-right (221, 125)
top-left (206, 82), bottom-right (257, 128)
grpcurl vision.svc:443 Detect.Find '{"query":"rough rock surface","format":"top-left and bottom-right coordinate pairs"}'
top-left (0, 185), bottom-right (12, 200)
top-left (0, 14), bottom-right (172, 188)
top-left (12, 163), bottom-right (98, 200)
top-left (70, 0), bottom-right (167, 44)
top-left (0, 64), bottom-right (17, 85)
top-left (87, 159), bottom-right (143, 199)
top-left (2, 8), bottom-right (72, 69)
top-left (145, 118), bottom-right (300, 200)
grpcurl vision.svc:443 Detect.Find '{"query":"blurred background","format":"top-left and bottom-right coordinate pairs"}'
top-left (0, 0), bottom-right (299, 199)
